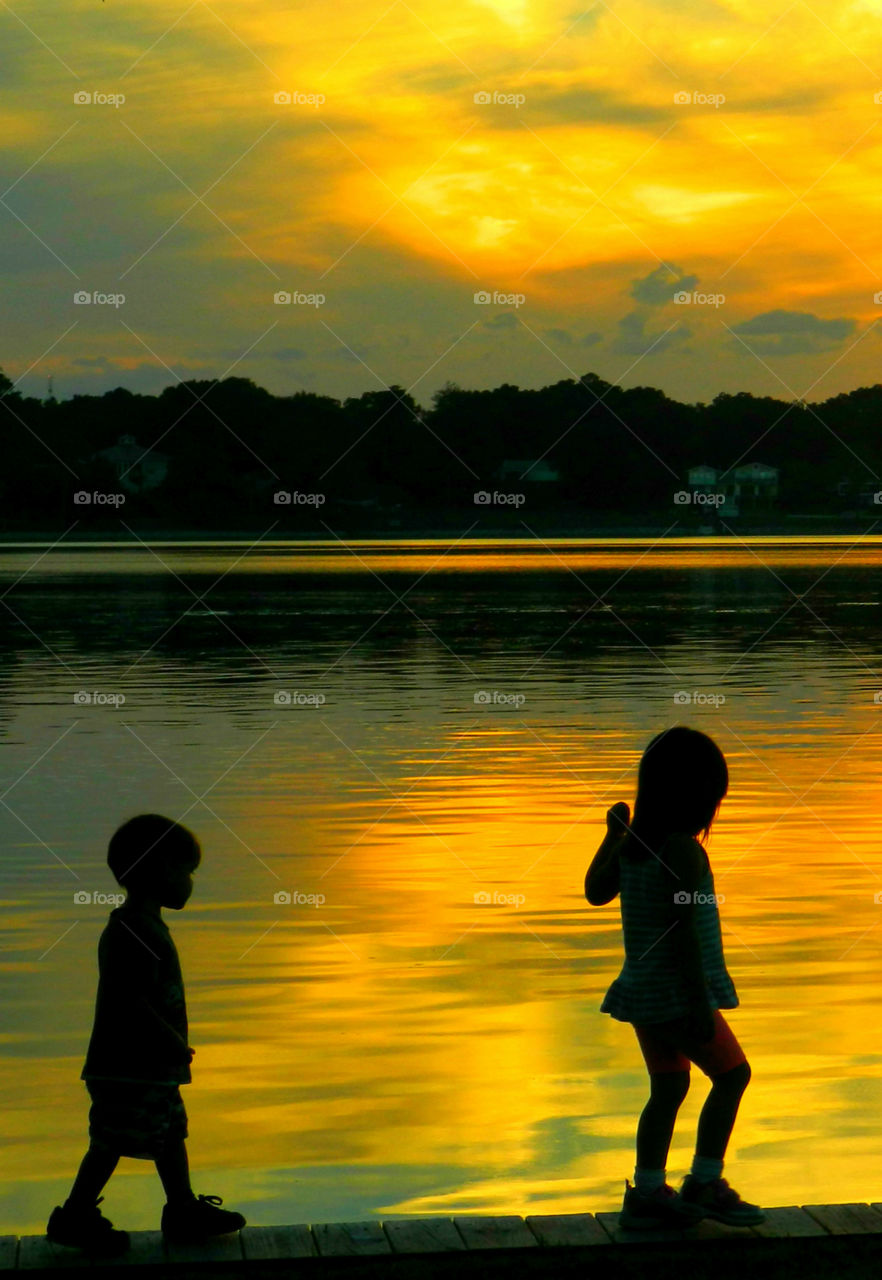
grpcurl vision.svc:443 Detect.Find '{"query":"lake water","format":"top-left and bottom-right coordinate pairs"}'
top-left (4, 535), bottom-right (882, 1234)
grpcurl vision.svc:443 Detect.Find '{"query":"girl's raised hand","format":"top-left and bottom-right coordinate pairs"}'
top-left (606, 802), bottom-right (631, 836)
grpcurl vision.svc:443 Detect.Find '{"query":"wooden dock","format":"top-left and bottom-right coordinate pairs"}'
top-left (6, 1203), bottom-right (882, 1279)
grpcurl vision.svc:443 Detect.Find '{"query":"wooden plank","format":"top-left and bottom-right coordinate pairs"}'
top-left (0, 1238), bottom-right (17, 1271)
top-left (240, 1224), bottom-right (317, 1259)
top-left (164, 1230), bottom-right (244, 1265)
top-left (595, 1210), bottom-right (692, 1245)
top-left (17, 1235), bottom-right (89, 1269)
top-left (452, 1216), bottom-right (538, 1250)
top-left (91, 1230), bottom-right (166, 1267)
top-left (753, 1207), bottom-right (828, 1238)
top-left (383, 1218), bottom-right (466, 1253)
top-left (525, 1213), bottom-right (610, 1247)
top-left (690, 1217), bottom-right (760, 1239)
top-left (312, 1221), bottom-right (391, 1256)
top-left (803, 1203), bottom-right (882, 1235)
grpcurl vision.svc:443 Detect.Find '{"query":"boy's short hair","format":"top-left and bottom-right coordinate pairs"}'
top-left (108, 814), bottom-right (201, 889)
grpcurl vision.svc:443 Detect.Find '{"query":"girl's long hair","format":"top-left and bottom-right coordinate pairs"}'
top-left (621, 726), bottom-right (728, 861)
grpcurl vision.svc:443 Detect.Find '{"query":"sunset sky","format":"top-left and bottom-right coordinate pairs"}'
top-left (2, 0), bottom-right (882, 405)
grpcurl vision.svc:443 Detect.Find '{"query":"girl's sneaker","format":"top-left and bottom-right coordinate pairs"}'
top-left (619, 1179), bottom-right (706, 1230)
top-left (680, 1175), bottom-right (765, 1226)
top-left (46, 1196), bottom-right (130, 1257)
top-left (161, 1194), bottom-right (246, 1242)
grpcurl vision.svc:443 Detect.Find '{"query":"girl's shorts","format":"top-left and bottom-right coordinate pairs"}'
top-left (85, 1079), bottom-right (188, 1159)
top-left (633, 1009), bottom-right (747, 1079)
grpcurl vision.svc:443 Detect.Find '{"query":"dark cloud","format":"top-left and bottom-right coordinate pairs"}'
top-left (630, 264), bottom-right (699, 306)
top-left (270, 347), bottom-right (308, 361)
top-left (477, 84), bottom-right (668, 128)
top-left (543, 328), bottom-right (602, 347)
top-left (482, 312), bottom-right (519, 330)
top-left (612, 310), bottom-right (692, 356)
top-left (730, 309), bottom-right (856, 355)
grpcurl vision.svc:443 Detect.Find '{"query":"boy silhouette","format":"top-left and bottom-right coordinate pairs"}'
top-left (47, 814), bottom-right (246, 1256)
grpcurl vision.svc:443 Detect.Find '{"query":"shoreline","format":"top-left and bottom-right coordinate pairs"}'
top-left (0, 517), bottom-right (880, 545)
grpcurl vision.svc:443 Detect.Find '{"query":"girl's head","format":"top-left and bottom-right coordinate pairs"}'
top-left (624, 726), bottom-right (728, 859)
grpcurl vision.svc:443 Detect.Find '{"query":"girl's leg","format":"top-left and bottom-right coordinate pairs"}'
top-left (636, 1070), bottom-right (691, 1170)
top-left (66, 1144), bottom-right (120, 1207)
top-left (694, 1060), bottom-right (751, 1161)
top-left (155, 1140), bottom-right (195, 1206)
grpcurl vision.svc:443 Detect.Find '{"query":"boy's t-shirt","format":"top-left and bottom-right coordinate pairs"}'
top-left (81, 903), bottom-right (191, 1086)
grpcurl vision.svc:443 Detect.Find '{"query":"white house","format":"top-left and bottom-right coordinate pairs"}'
top-left (95, 434), bottom-right (169, 494)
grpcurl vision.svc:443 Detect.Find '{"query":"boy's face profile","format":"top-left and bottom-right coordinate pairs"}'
top-left (159, 860), bottom-right (196, 911)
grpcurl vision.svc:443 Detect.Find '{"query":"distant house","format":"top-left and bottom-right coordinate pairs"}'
top-left (730, 462), bottom-right (779, 506)
top-left (496, 458), bottom-right (560, 484)
top-left (685, 462), bottom-right (779, 515)
top-left (95, 434), bottom-right (169, 494)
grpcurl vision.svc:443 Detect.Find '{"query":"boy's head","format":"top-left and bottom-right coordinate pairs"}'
top-left (108, 814), bottom-right (201, 909)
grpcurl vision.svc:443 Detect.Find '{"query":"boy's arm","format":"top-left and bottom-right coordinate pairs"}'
top-left (135, 996), bottom-right (191, 1058)
top-left (666, 835), bottom-right (714, 1042)
top-left (585, 802), bottom-right (630, 905)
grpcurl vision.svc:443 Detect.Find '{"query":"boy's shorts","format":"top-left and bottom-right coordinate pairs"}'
top-left (633, 1009), bottom-right (747, 1079)
top-left (85, 1079), bottom-right (188, 1160)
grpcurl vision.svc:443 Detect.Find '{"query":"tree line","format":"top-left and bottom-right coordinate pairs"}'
top-left (2, 367), bottom-right (880, 529)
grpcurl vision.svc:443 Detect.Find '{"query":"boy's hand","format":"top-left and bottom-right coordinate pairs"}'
top-left (606, 802), bottom-right (630, 836)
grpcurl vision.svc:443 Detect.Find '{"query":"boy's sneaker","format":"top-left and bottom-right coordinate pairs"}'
top-left (619, 1179), bottom-right (706, 1230)
top-left (680, 1174), bottom-right (765, 1226)
top-left (46, 1196), bottom-right (130, 1257)
top-left (161, 1194), bottom-right (246, 1242)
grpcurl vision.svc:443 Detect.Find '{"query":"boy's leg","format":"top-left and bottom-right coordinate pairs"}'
top-left (66, 1144), bottom-right (120, 1207)
top-left (155, 1140), bottom-right (196, 1206)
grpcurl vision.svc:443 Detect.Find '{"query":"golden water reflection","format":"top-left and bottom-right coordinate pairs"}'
top-left (4, 539), bottom-right (882, 1231)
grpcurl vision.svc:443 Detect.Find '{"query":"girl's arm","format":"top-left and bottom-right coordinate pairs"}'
top-left (585, 802), bottom-right (630, 905)
top-left (665, 834), bottom-right (714, 1042)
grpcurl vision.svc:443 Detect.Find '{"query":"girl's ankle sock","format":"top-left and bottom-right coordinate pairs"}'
top-left (690, 1155), bottom-right (724, 1183)
top-left (634, 1167), bottom-right (666, 1194)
